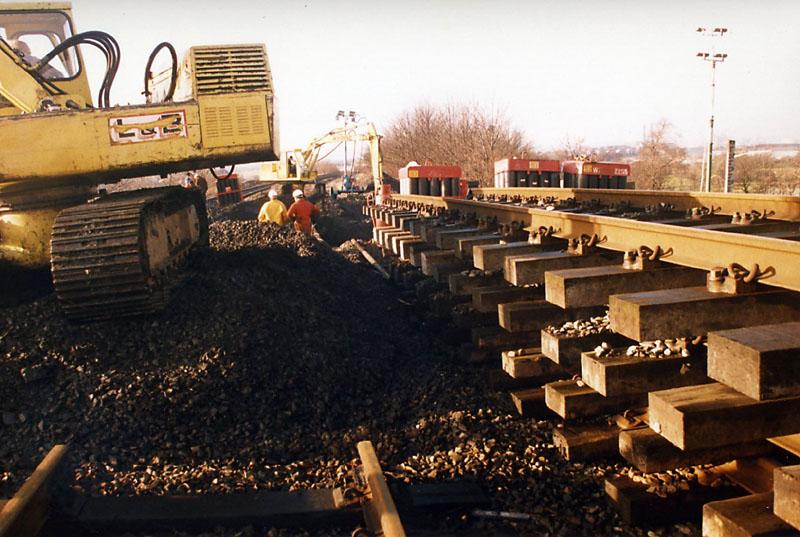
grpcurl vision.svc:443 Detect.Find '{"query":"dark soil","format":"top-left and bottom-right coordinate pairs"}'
top-left (0, 198), bottom-right (695, 537)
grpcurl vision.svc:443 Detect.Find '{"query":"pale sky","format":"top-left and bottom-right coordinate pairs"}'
top-left (69, 0), bottom-right (800, 152)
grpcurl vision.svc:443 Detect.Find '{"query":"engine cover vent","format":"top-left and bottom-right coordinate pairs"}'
top-left (191, 45), bottom-right (272, 96)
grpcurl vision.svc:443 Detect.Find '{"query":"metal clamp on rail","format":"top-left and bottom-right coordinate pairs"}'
top-left (580, 198), bottom-right (604, 211)
top-left (730, 209), bottom-right (775, 225)
top-left (609, 200), bottom-right (634, 213)
top-left (457, 211), bottom-right (475, 225)
top-left (687, 205), bottom-right (721, 220)
top-left (707, 262), bottom-right (776, 294)
top-left (499, 221), bottom-right (527, 242)
top-left (538, 195), bottom-right (559, 207)
top-left (567, 233), bottom-right (606, 256)
top-left (528, 225), bottom-right (559, 245)
top-left (644, 202), bottom-right (675, 215)
top-left (622, 245), bottom-right (673, 270)
top-left (614, 409), bottom-right (649, 431)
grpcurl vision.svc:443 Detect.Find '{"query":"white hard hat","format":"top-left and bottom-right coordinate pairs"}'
top-left (268, 190), bottom-right (278, 199)
top-left (292, 189), bottom-right (304, 198)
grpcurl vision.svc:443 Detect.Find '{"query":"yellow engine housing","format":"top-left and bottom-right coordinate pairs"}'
top-left (1, 38), bottom-right (279, 267)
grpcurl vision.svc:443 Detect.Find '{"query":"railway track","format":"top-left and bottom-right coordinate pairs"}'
top-left (206, 181), bottom-right (272, 210)
top-left (390, 189), bottom-right (800, 292)
top-left (207, 175), bottom-right (345, 210)
top-left (4, 188), bottom-right (799, 536)
top-left (0, 443), bottom-right (414, 537)
top-left (368, 188), bottom-right (800, 537)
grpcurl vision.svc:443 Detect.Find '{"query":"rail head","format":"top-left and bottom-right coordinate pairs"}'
top-left (388, 195), bottom-right (800, 293)
top-left (356, 440), bottom-right (407, 537)
top-left (473, 188), bottom-right (800, 222)
top-left (0, 444), bottom-right (69, 537)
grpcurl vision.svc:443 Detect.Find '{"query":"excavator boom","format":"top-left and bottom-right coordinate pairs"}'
top-left (261, 121), bottom-right (383, 194)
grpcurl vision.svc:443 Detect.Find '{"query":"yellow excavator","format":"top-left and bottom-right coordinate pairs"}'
top-left (260, 120), bottom-right (383, 195)
top-left (0, 2), bottom-right (278, 321)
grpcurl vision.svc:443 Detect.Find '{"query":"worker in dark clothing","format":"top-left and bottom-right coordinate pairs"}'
top-left (194, 173), bottom-right (208, 198)
top-left (287, 189), bottom-right (320, 234)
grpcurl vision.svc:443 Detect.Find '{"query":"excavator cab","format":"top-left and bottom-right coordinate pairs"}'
top-left (0, 3), bottom-right (93, 114)
top-left (260, 148), bottom-right (316, 183)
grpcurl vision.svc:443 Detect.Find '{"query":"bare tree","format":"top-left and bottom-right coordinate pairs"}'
top-left (729, 154), bottom-right (778, 193)
top-left (381, 103), bottom-right (535, 185)
top-left (774, 156), bottom-right (800, 195)
top-left (631, 120), bottom-right (688, 190)
top-left (551, 136), bottom-right (590, 161)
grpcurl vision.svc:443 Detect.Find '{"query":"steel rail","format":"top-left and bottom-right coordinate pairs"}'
top-left (473, 187), bottom-right (800, 221)
top-left (357, 441), bottom-right (407, 537)
top-left (0, 444), bottom-right (68, 537)
top-left (390, 195), bottom-right (800, 293)
top-left (239, 182), bottom-right (272, 199)
top-left (206, 181), bottom-right (270, 209)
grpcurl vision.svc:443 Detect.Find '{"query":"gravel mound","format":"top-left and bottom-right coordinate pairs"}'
top-left (1, 220), bottom-right (400, 491)
top-left (210, 219), bottom-right (322, 256)
top-left (0, 207), bottom-right (679, 536)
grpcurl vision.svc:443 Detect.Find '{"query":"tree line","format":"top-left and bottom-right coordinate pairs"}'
top-left (380, 103), bottom-right (534, 183)
top-left (375, 103), bottom-right (798, 194)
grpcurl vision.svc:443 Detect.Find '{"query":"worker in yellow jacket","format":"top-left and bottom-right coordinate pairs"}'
top-left (257, 190), bottom-right (288, 225)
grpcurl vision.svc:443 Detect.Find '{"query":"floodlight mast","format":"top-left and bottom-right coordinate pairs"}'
top-left (696, 27), bottom-right (728, 192)
top-left (335, 110), bottom-right (361, 177)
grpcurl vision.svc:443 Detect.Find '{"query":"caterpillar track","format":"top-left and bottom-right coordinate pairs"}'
top-left (50, 187), bottom-right (208, 322)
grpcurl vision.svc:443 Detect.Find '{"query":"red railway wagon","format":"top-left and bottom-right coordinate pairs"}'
top-left (493, 158), bottom-right (561, 188)
top-left (561, 161), bottom-right (630, 189)
top-left (399, 164), bottom-right (468, 198)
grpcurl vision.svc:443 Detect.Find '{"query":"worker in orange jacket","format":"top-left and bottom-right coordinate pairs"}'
top-left (287, 189), bottom-right (320, 234)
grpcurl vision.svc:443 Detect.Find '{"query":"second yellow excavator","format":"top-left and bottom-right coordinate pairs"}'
top-left (259, 119), bottom-right (384, 196)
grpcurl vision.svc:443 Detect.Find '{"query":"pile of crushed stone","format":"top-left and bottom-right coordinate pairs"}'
top-left (1, 209), bottom-right (653, 536)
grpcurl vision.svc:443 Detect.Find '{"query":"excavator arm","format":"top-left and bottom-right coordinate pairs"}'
top-left (366, 122), bottom-right (384, 194)
top-left (0, 37), bottom-right (53, 112)
top-left (259, 121), bottom-right (383, 195)
top-left (297, 122), bottom-right (383, 191)
top-left (0, 36), bottom-right (90, 114)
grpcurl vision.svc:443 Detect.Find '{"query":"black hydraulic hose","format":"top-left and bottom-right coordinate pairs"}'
top-left (104, 33), bottom-right (121, 106)
top-left (36, 32), bottom-right (116, 75)
top-left (210, 165), bottom-right (236, 181)
top-left (82, 37), bottom-right (114, 106)
top-left (36, 31), bottom-right (120, 107)
top-left (86, 33), bottom-right (119, 107)
top-left (143, 42), bottom-right (178, 103)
